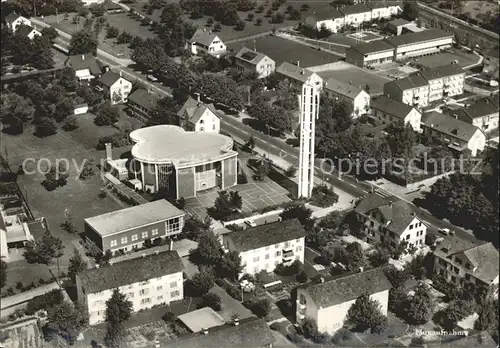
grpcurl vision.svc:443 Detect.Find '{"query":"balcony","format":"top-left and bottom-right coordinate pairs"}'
top-left (297, 313), bottom-right (305, 320)
top-left (282, 249), bottom-right (294, 262)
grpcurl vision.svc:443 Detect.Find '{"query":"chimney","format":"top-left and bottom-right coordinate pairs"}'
top-left (169, 238), bottom-right (174, 250)
top-left (233, 318), bottom-right (239, 326)
top-left (297, 60), bottom-right (300, 67)
top-left (202, 328), bottom-right (208, 335)
top-left (105, 143), bottom-right (112, 161)
top-left (81, 54), bottom-right (85, 61)
top-left (389, 202), bottom-right (393, 208)
top-left (119, 70), bottom-right (122, 77)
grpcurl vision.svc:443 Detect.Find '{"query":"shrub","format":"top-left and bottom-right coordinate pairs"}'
top-left (270, 322), bottom-right (280, 331)
top-left (16, 282), bottom-right (23, 290)
top-left (162, 311), bottom-right (177, 323)
top-left (26, 289), bottom-right (64, 315)
top-left (225, 283), bottom-right (241, 300)
top-left (226, 224), bottom-right (244, 231)
top-left (249, 298), bottom-right (271, 318)
top-left (202, 293), bottom-right (222, 311)
top-left (296, 270), bottom-right (308, 283)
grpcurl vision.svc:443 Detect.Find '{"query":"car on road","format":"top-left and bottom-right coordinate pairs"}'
top-left (438, 228), bottom-right (454, 236)
top-left (147, 74), bottom-right (158, 82)
top-left (244, 219), bottom-right (257, 228)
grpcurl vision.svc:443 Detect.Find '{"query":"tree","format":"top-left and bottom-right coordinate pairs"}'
top-left (32, 35), bottom-right (54, 70)
top-left (402, 0), bottom-right (419, 21)
top-left (69, 30), bottom-right (98, 55)
top-left (190, 271), bottom-right (215, 296)
top-left (10, 31), bottom-right (33, 65)
top-left (207, 190), bottom-right (243, 221)
top-left (63, 115), bottom-right (79, 131)
top-left (54, 97), bottom-right (74, 122)
top-left (311, 184), bottom-right (339, 207)
top-left (301, 317), bottom-right (318, 338)
top-left (213, 22), bottom-right (222, 32)
top-left (61, 212), bottom-right (77, 234)
top-left (41, 27), bottom-right (59, 42)
top-left (202, 293), bottom-right (222, 311)
top-left (1, 91), bottom-right (34, 134)
top-left (248, 97), bottom-right (291, 133)
top-left (249, 298), bottom-right (271, 318)
top-left (235, 20), bottom-right (246, 30)
top-left (68, 248), bottom-right (87, 281)
top-left (280, 203), bottom-right (313, 229)
top-left (346, 294), bottom-right (388, 333)
top-left (218, 251), bottom-right (243, 280)
top-left (285, 164), bottom-right (297, 177)
top-left (388, 286), bottom-right (407, 314)
top-left (47, 303), bottom-right (88, 343)
top-left (24, 230), bottom-right (65, 274)
top-left (191, 231), bottom-right (223, 265)
top-left (402, 284), bottom-right (434, 325)
top-left (95, 103), bottom-right (119, 126)
top-left (116, 31), bottom-right (132, 44)
top-left (105, 289), bottom-right (133, 348)
top-left (106, 26), bottom-right (120, 39)
top-left (35, 118), bottom-right (58, 137)
top-left (147, 96), bottom-right (179, 126)
top-left (439, 299), bottom-right (475, 329)
top-left (0, 261), bottom-right (7, 289)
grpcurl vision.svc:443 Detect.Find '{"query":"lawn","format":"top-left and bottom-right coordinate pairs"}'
top-left (227, 35), bottom-right (340, 68)
top-left (412, 49), bottom-right (480, 69)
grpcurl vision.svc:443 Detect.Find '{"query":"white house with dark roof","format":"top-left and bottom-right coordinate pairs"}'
top-left (222, 219), bottom-right (306, 276)
top-left (354, 195), bottom-right (427, 251)
top-left (99, 70), bottom-right (132, 105)
top-left (324, 78), bottom-right (370, 118)
top-left (304, 9), bottom-right (345, 33)
top-left (346, 40), bottom-right (396, 67)
top-left (276, 62), bottom-right (323, 90)
top-left (187, 28), bottom-right (226, 57)
top-left (66, 53), bottom-right (102, 82)
top-left (234, 47), bottom-right (275, 79)
top-left (177, 96), bottom-right (220, 133)
top-left (15, 24), bottom-right (41, 40)
top-left (371, 95), bottom-right (421, 131)
top-left (296, 268), bottom-right (392, 334)
top-left (421, 112), bottom-right (486, 156)
top-left (4, 13), bottom-right (31, 32)
top-left (383, 72), bottom-right (430, 109)
top-left (433, 239), bottom-right (499, 289)
top-left (76, 250), bottom-right (184, 325)
top-left (127, 89), bottom-right (159, 122)
top-left (340, 3), bottom-right (373, 26)
top-left (452, 96), bottom-right (499, 132)
top-left (368, 0), bottom-right (402, 20)
top-left (420, 64), bottom-right (465, 102)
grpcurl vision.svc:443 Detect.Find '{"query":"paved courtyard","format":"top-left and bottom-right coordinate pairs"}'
top-left (346, 30), bottom-right (384, 43)
top-left (184, 182), bottom-right (291, 219)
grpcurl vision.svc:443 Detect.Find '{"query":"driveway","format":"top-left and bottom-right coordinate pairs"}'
top-left (210, 285), bottom-right (253, 322)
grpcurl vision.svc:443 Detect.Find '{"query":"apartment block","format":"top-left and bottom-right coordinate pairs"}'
top-left (383, 73), bottom-right (430, 109)
top-left (371, 95), bottom-right (422, 131)
top-left (386, 29), bottom-right (453, 60)
top-left (76, 251), bottom-right (184, 325)
top-left (452, 96), bottom-right (499, 132)
top-left (222, 219), bottom-right (306, 275)
top-left (420, 64), bottom-right (465, 102)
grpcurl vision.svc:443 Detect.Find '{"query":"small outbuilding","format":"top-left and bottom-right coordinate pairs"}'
top-left (74, 103), bottom-right (89, 115)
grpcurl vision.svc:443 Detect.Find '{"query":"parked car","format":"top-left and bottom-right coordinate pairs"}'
top-left (438, 228), bottom-right (454, 236)
top-left (147, 74), bottom-right (158, 82)
top-left (240, 279), bottom-right (255, 293)
top-left (244, 219), bottom-right (257, 228)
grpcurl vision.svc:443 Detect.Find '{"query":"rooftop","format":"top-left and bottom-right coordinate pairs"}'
top-left (276, 62), bottom-right (320, 84)
top-left (129, 125), bottom-right (236, 167)
top-left (224, 219), bottom-right (306, 252)
top-left (387, 18), bottom-right (410, 27)
top-left (386, 72), bottom-right (428, 91)
top-left (164, 317), bottom-right (274, 348)
top-left (421, 111), bottom-right (483, 142)
top-left (127, 89), bottom-right (159, 111)
top-left (324, 78), bottom-right (365, 99)
top-left (178, 307), bottom-right (226, 333)
top-left (99, 70), bottom-right (123, 87)
top-left (84, 199), bottom-right (184, 237)
top-left (340, 3), bottom-right (371, 15)
top-left (189, 28), bottom-right (220, 47)
top-left (452, 96), bottom-right (499, 121)
top-left (386, 28), bottom-right (453, 47)
top-left (66, 53), bottom-right (102, 76)
top-left (301, 268), bottom-right (392, 308)
top-left (77, 250), bottom-right (184, 294)
top-left (486, 47), bottom-right (499, 59)
top-left (371, 95), bottom-right (415, 118)
top-left (306, 9), bottom-right (344, 21)
top-left (349, 40), bottom-right (395, 55)
top-left (235, 47), bottom-right (271, 65)
top-left (177, 97), bottom-right (219, 125)
top-left (5, 13), bottom-right (25, 24)
top-left (420, 64), bottom-right (465, 81)
top-left (16, 24), bottom-right (36, 37)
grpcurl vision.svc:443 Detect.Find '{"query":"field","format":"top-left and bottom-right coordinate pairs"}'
top-left (227, 35), bottom-right (340, 67)
top-left (412, 48), bottom-right (481, 69)
top-left (312, 61), bottom-right (392, 95)
top-left (436, 0), bottom-right (499, 21)
top-left (1, 113), bottom-right (135, 279)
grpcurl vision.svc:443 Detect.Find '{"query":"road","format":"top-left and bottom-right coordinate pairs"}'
top-left (44, 21), bottom-right (481, 246)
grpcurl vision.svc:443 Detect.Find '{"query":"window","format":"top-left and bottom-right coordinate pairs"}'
top-left (157, 295), bottom-right (163, 301)
top-left (131, 234), bottom-right (138, 241)
top-left (200, 127), bottom-right (204, 131)
top-left (275, 244), bottom-right (280, 249)
top-left (406, 235), bottom-right (410, 240)
top-left (152, 229), bottom-right (158, 236)
top-left (212, 124), bottom-right (216, 130)
top-left (157, 286), bottom-right (163, 291)
top-left (465, 262), bottom-right (471, 270)
top-left (296, 246), bottom-right (302, 252)
top-left (166, 217), bottom-right (181, 234)
top-left (170, 281), bottom-right (177, 288)
top-left (265, 254), bottom-right (269, 260)
top-left (275, 251), bottom-right (281, 257)
top-left (128, 292), bottom-right (134, 298)
top-left (253, 256), bottom-right (259, 262)
top-left (455, 258), bottom-right (462, 266)
top-left (121, 237), bottom-right (128, 244)
top-left (110, 240), bottom-right (117, 247)
top-left (284, 241), bottom-right (291, 248)
top-left (171, 290), bottom-right (180, 298)
top-left (409, 224), bottom-right (414, 229)
top-left (265, 246), bottom-right (270, 251)
top-left (140, 298), bottom-right (151, 305)
top-left (142, 231), bottom-right (148, 239)
top-left (454, 266), bottom-right (459, 274)
top-left (139, 289), bottom-right (149, 296)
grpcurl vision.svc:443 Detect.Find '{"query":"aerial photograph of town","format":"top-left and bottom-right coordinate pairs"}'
top-left (0, 0), bottom-right (498, 347)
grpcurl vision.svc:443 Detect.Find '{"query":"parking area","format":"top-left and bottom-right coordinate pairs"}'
top-left (184, 182), bottom-right (291, 219)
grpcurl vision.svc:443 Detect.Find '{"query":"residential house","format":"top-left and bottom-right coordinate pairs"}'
top-left (295, 268), bottom-right (392, 334)
top-left (276, 62), bottom-right (323, 90)
top-left (346, 40), bottom-right (396, 67)
top-left (482, 47), bottom-right (499, 79)
top-left (340, 3), bottom-right (373, 27)
top-left (368, 0), bottom-right (402, 20)
top-left (304, 9), bottom-right (345, 33)
top-left (84, 199), bottom-right (185, 254)
top-left (222, 219), bottom-right (306, 275)
top-left (420, 64), bottom-right (465, 102)
top-left (127, 89), bottom-right (159, 122)
top-left (66, 53), bottom-right (102, 82)
top-left (324, 78), bottom-right (370, 117)
top-left (385, 18), bottom-right (410, 36)
top-left (386, 29), bottom-right (453, 60)
top-left (421, 111), bottom-right (486, 156)
top-left (99, 70), bottom-right (132, 105)
top-left (16, 24), bottom-right (42, 40)
top-left (451, 96), bottom-right (499, 132)
top-left (4, 14), bottom-right (31, 32)
top-left (187, 28), bottom-right (226, 57)
top-left (164, 317), bottom-right (275, 348)
top-left (383, 73), bottom-right (430, 109)
top-left (354, 195), bottom-right (427, 251)
top-left (371, 95), bottom-right (422, 131)
top-left (76, 250), bottom-right (184, 325)
top-left (177, 96), bottom-right (220, 133)
top-left (234, 47), bottom-right (275, 79)
top-left (433, 239), bottom-right (499, 288)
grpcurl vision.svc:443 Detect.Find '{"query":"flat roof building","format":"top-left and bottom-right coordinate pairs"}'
top-left (346, 40), bottom-right (395, 68)
top-left (84, 199), bottom-right (185, 254)
top-left (386, 28), bottom-right (453, 60)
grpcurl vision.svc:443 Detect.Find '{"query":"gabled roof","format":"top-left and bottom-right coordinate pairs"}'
top-left (349, 40), bottom-right (395, 55)
top-left (421, 112), bottom-right (483, 142)
top-left (324, 78), bottom-right (366, 99)
top-left (385, 72), bottom-right (428, 91)
top-left (371, 95), bottom-right (415, 118)
top-left (235, 47), bottom-right (270, 66)
top-left (420, 64), bottom-right (465, 81)
top-left (224, 219), bottom-right (306, 252)
top-left (276, 62), bottom-right (318, 84)
top-left (306, 9), bottom-right (344, 22)
top-left (300, 268), bottom-right (392, 308)
top-left (386, 28), bottom-right (453, 47)
top-left (77, 251), bottom-right (184, 294)
top-left (177, 97), bottom-right (219, 125)
top-left (16, 24), bottom-right (37, 37)
top-left (66, 53), bottom-right (102, 75)
top-left (367, 0), bottom-right (402, 10)
top-left (164, 317), bottom-right (275, 348)
top-left (452, 97), bottom-right (499, 121)
top-left (340, 3), bottom-right (372, 15)
top-left (99, 70), bottom-right (122, 87)
top-left (5, 13), bottom-right (25, 25)
top-left (127, 89), bottom-right (159, 111)
top-left (189, 28), bottom-right (220, 46)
